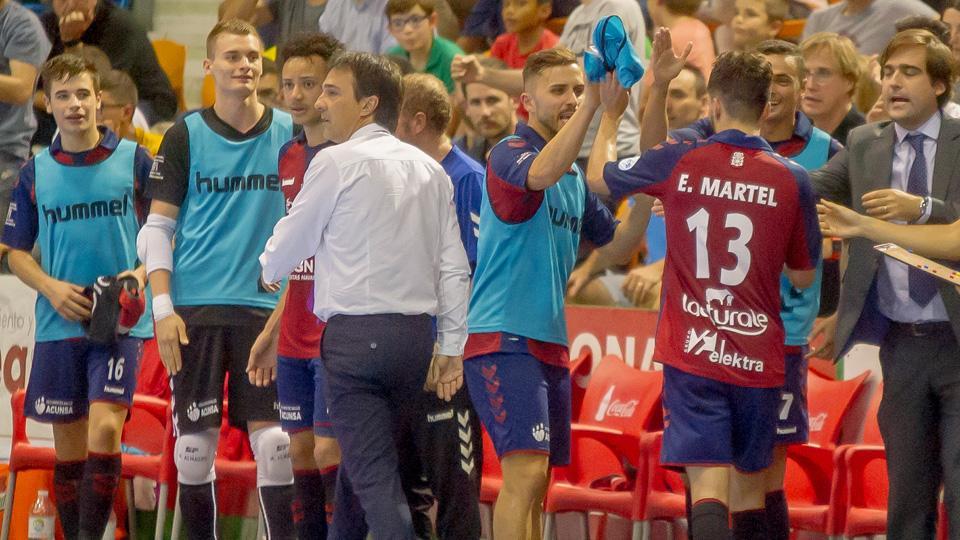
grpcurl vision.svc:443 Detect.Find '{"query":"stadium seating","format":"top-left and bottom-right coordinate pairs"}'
top-left (152, 39), bottom-right (188, 112)
top-left (785, 370), bottom-right (871, 536)
top-left (543, 355), bottom-right (663, 540)
top-left (0, 391), bottom-right (172, 540)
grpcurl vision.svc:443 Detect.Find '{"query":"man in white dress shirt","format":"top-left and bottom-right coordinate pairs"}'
top-left (259, 51), bottom-right (472, 540)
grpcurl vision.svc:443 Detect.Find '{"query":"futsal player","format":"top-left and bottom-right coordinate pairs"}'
top-left (464, 48), bottom-right (627, 540)
top-left (2, 54), bottom-right (153, 540)
top-left (588, 49), bottom-right (821, 539)
top-left (136, 20), bottom-right (295, 540)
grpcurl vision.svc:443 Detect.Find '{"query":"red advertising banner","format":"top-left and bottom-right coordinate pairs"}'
top-left (565, 305), bottom-right (661, 371)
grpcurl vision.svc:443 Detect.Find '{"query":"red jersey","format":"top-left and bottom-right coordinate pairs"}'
top-left (603, 130), bottom-right (821, 387)
top-left (276, 133), bottom-right (333, 359)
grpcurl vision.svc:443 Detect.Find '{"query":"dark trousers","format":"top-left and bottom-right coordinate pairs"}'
top-left (878, 322), bottom-right (960, 540)
top-left (397, 382), bottom-right (483, 539)
top-left (322, 313), bottom-right (481, 540)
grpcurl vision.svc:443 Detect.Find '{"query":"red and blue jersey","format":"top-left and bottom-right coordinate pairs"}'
top-left (276, 132), bottom-right (333, 359)
top-left (466, 123), bottom-right (617, 366)
top-left (669, 112), bottom-right (839, 347)
top-left (2, 128), bottom-right (154, 341)
top-left (603, 129), bottom-right (821, 387)
top-left (440, 144), bottom-right (483, 271)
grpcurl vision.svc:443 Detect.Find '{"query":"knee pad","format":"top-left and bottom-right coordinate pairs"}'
top-left (174, 429), bottom-right (218, 485)
top-left (249, 426), bottom-right (293, 487)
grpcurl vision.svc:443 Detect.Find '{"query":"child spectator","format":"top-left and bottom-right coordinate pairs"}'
top-left (489, 0), bottom-right (559, 69)
top-left (731, 0), bottom-right (787, 51)
top-left (386, 0), bottom-right (464, 93)
top-left (647, 0), bottom-right (715, 80)
top-left (98, 70), bottom-right (164, 156)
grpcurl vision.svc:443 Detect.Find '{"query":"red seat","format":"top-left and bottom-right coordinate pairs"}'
top-left (637, 430), bottom-right (687, 536)
top-left (568, 350), bottom-right (594, 422)
top-left (0, 390), bottom-right (174, 540)
top-left (543, 355), bottom-right (663, 539)
top-left (785, 370), bottom-right (870, 536)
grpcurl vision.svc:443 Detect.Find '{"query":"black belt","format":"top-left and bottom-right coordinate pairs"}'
top-left (889, 320), bottom-right (953, 337)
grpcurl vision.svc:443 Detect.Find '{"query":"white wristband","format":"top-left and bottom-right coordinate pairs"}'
top-left (152, 293), bottom-right (175, 321)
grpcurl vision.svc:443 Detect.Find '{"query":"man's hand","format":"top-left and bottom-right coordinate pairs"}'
top-left (40, 278), bottom-right (92, 321)
top-left (117, 268), bottom-right (146, 292)
top-left (567, 265), bottom-right (596, 299)
top-left (818, 199), bottom-right (867, 239)
top-left (598, 73), bottom-right (629, 118)
top-left (425, 353), bottom-right (464, 402)
top-left (807, 312), bottom-right (837, 360)
top-left (451, 55), bottom-right (484, 84)
top-left (156, 313), bottom-right (189, 375)
top-left (861, 188), bottom-right (923, 222)
top-left (259, 274), bottom-right (281, 293)
top-left (58, 1), bottom-right (95, 43)
top-left (622, 262), bottom-right (663, 306)
top-left (649, 27), bottom-right (693, 89)
top-left (246, 327), bottom-right (278, 387)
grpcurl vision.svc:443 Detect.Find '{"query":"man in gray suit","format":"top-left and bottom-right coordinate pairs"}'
top-left (810, 29), bottom-right (960, 539)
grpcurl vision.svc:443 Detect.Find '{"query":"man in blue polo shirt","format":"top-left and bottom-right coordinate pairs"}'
top-left (463, 47), bottom-right (632, 539)
top-left (2, 55), bottom-right (153, 540)
top-left (395, 71), bottom-right (483, 539)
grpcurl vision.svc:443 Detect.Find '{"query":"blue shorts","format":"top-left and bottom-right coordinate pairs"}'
top-left (26, 337), bottom-right (143, 423)
top-left (464, 352), bottom-right (571, 466)
top-left (276, 355), bottom-right (334, 437)
top-left (661, 365), bottom-right (779, 473)
top-left (776, 350), bottom-right (809, 446)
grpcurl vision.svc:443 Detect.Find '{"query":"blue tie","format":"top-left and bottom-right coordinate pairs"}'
top-left (905, 133), bottom-right (938, 306)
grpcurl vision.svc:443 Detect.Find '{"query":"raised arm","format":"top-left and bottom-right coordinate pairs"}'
top-left (639, 28), bottom-right (692, 153)
top-left (451, 55), bottom-right (524, 97)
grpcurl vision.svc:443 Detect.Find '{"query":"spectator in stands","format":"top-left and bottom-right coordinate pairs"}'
top-left (647, 0), bottom-right (715, 79)
top-left (666, 65), bottom-right (709, 129)
top-left (457, 0), bottom-right (577, 52)
top-left (810, 29), bottom-right (960, 540)
top-left (455, 57), bottom-right (518, 165)
top-left (386, 0), bottom-right (463, 93)
top-left (0, 0), bottom-right (51, 239)
top-left (257, 57), bottom-right (280, 108)
top-left (220, 0), bottom-right (329, 46)
top-left (942, 0), bottom-right (960, 100)
top-left (40, 0), bottom-right (177, 124)
top-left (452, 0), bottom-right (647, 167)
top-left (490, 0), bottom-right (559, 69)
top-left (731, 0), bottom-right (787, 51)
top-left (802, 0), bottom-right (938, 55)
top-left (318, 0), bottom-right (396, 53)
top-left (98, 69), bottom-right (164, 156)
top-left (800, 32), bottom-right (865, 144)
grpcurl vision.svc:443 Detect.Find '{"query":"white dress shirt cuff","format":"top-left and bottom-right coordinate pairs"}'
top-left (436, 333), bottom-right (466, 357)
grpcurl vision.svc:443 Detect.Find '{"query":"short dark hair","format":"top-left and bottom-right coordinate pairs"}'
top-left (754, 39), bottom-right (805, 80)
top-left (664, 0), bottom-right (703, 16)
top-left (385, 0), bottom-right (435, 17)
top-left (880, 28), bottom-right (957, 107)
top-left (522, 47), bottom-right (578, 88)
top-left (680, 64), bottom-right (707, 97)
top-left (895, 16), bottom-right (952, 46)
top-left (206, 19), bottom-right (262, 58)
top-left (41, 54), bottom-right (100, 96)
top-left (401, 73), bottom-right (451, 133)
top-left (707, 51), bottom-right (772, 122)
top-left (100, 69), bottom-right (138, 105)
top-left (278, 32), bottom-right (344, 70)
top-left (78, 44), bottom-right (112, 75)
top-left (385, 53), bottom-right (416, 75)
top-left (329, 51), bottom-right (403, 131)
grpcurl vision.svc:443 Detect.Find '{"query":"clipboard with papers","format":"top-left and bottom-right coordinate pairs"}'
top-left (874, 243), bottom-right (960, 286)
